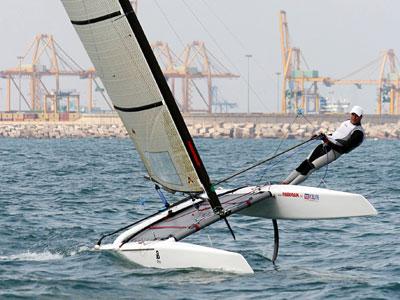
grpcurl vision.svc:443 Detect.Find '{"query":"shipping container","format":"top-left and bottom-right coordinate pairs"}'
top-left (388, 73), bottom-right (399, 81)
top-left (23, 113), bottom-right (38, 120)
top-left (14, 113), bottom-right (24, 121)
top-left (303, 70), bottom-right (319, 78)
top-left (69, 112), bottom-right (80, 121)
top-left (59, 112), bottom-right (69, 121)
top-left (47, 114), bottom-right (59, 122)
top-left (1, 113), bottom-right (14, 121)
top-left (291, 70), bottom-right (303, 78)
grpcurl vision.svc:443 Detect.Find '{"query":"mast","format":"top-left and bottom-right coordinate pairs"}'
top-left (118, 0), bottom-right (222, 211)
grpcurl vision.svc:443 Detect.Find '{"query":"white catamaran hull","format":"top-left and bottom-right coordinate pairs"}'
top-left (100, 238), bottom-right (254, 274)
top-left (236, 184), bottom-right (377, 219)
top-left (96, 184), bottom-right (376, 273)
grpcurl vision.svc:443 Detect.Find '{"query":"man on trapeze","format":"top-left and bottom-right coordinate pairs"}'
top-left (283, 105), bottom-right (365, 185)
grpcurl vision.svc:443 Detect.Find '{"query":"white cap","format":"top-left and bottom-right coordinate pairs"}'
top-left (350, 105), bottom-right (363, 116)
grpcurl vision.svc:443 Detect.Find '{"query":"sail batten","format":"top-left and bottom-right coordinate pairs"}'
top-left (114, 102), bottom-right (163, 112)
top-left (70, 11), bottom-right (121, 25)
top-left (61, 0), bottom-right (221, 206)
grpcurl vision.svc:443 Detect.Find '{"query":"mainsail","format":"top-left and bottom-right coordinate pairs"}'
top-left (61, 0), bottom-right (221, 208)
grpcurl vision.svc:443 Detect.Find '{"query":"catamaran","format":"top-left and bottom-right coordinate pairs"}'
top-left (60, 0), bottom-right (377, 274)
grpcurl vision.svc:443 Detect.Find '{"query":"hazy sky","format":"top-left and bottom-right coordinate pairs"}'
top-left (1, 0), bottom-right (399, 113)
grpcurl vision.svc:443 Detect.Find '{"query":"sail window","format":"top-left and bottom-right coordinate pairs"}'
top-left (146, 151), bottom-right (182, 186)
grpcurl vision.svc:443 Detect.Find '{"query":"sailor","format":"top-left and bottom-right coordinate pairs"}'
top-left (283, 105), bottom-right (365, 185)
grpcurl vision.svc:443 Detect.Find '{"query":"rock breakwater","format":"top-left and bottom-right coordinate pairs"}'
top-left (186, 121), bottom-right (400, 139)
top-left (0, 123), bottom-right (127, 139)
top-left (1, 119), bottom-right (399, 139)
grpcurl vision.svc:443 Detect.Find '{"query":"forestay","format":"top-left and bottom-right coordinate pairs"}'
top-left (61, 0), bottom-right (206, 194)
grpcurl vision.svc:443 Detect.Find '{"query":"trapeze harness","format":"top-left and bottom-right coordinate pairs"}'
top-left (284, 120), bottom-right (364, 185)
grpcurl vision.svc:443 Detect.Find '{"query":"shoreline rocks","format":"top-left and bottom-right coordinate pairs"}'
top-left (0, 120), bottom-right (399, 139)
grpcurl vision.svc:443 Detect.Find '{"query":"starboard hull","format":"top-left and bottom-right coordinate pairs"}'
top-left (234, 184), bottom-right (377, 220)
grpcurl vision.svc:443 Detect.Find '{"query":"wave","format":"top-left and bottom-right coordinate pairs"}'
top-left (69, 245), bottom-right (92, 256)
top-left (0, 246), bottom-right (94, 262)
top-left (0, 250), bottom-right (64, 261)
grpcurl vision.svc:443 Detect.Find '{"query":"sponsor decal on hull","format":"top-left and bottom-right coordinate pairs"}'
top-left (282, 192), bottom-right (300, 197)
top-left (281, 192), bottom-right (320, 201)
top-left (304, 193), bottom-right (320, 201)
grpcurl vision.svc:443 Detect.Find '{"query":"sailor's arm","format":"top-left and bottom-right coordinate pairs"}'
top-left (325, 130), bottom-right (364, 153)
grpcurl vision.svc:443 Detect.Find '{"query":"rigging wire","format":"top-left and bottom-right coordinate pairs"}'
top-left (202, 112), bottom-right (325, 188)
top-left (394, 54), bottom-right (400, 69)
top-left (256, 138), bottom-right (330, 188)
top-left (272, 114), bottom-right (299, 156)
top-left (270, 110), bottom-right (318, 157)
top-left (254, 112), bottom-right (323, 186)
top-left (180, 0), bottom-right (272, 112)
top-left (54, 40), bottom-right (86, 72)
top-left (317, 145), bottom-right (330, 188)
top-left (213, 135), bottom-right (320, 186)
top-left (153, 0), bottom-right (186, 50)
top-left (190, 78), bottom-right (210, 108)
top-left (257, 138), bottom-right (319, 186)
top-left (337, 55), bottom-right (381, 81)
top-left (199, 0), bottom-right (277, 83)
top-left (300, 51), bottom-right (311, 70)
top-left (153, 0), bottom-right (248, 111)
top-left (249, 114), bottom-right (302, 186)
top-left (299, 111), bottom-right (319, 132)
top-left (207, 49), bottom-right (235, 74)
top-left (200, 0), bottom-right (247, 51)
top-left (142, 2), bottom-right (329, 187)
top-left (367, 61), bottom-right (381, 79)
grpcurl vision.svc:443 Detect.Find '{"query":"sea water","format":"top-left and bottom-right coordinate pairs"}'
top-left (0, 137), bottom-right (399, 299)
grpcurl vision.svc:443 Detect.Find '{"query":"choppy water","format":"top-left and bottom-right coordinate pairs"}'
top-left (0, 137), bottom-right (399, 299)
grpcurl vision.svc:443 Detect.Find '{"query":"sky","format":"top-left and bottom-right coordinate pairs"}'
top-left (0, 0), bottom-right (399, 113)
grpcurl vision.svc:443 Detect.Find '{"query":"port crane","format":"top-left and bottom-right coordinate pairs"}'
top-left (152, 41), bottom-right (239, 113)
top-left (279, 10), bottom-right (399, 115)
top-left (0, 34), bottom-right (105, 116)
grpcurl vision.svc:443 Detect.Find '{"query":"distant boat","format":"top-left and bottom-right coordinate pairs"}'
top-left (60, 0), bottom-right (377, 273)
top-left (320, 97), bottom-right (351, 114)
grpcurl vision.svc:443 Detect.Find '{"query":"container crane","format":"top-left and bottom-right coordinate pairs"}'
top-left (325, 50), bottom-right (399, 114)
top-left (152, 41), bottom-right (239, 113)
top-left (177, 41), bottom-right (239, 113)
top-left (0, 34), bottom-right (99, 115)
top-left (151, 41), bottom-right (180, 104)
top-left (279, 11), bottom-right (399, 115)
top-left (279, 10), bottom-right (322, 114)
